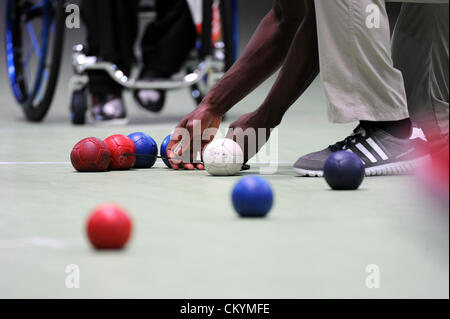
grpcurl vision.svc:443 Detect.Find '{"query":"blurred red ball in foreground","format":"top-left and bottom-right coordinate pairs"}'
top-left (418, 140), bottom-right (449, 209)
top-left (86, 204), bottom-right (133, 249)
top-left (71, 137), bottom-right (111, 172)
top-left (104, 134), bottom-right (136, 170)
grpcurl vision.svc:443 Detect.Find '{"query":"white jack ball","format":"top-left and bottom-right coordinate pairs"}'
top-left (203, 138), bottom-right (244, 176)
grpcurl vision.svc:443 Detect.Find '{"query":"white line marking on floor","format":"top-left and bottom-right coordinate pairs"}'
top-left (25, 236), bottom-right (67, 249)
top-left (0, 161), bottom-right (294, 166)
top-left (0, 236), bottom-right (68, 250)
top-left (0, 162), bottom-right (71, 165)
top-left (248, 161), bottom-right (293, 165)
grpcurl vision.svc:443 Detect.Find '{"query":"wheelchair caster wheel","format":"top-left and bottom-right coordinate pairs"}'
top-left (191, 88), bottom-right (204, 106)
top-left (71, 90), bottom-right (88, 125)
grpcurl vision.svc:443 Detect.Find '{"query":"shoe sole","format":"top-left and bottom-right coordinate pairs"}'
top-left (294, 155), bottom-right (431, 177)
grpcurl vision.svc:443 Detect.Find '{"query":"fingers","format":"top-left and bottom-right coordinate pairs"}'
top-left (167, 142), bottom-right (180, 164)
top-left (167, 149), bottom-right (181, 170)
top-left (183, 163), bottom-right (195, 170)
top-left (167, 108), bottom-right (221, 171)
top-left (180, 120), bottom-right (195, 155)
top-left (175, 162), bottom-right (204, 171)
top-left (167, 131), bottom-right (184, 165)
top-left (183, 150), bottom-right (204, 171)
top-left (169, 117), bottom-right (188, 153)
top-left (179, 163), bottom-right (204, 170)
top-left (169, 148), bottom-right (204, 171)
top-left (168, 137), bottom-right (205, 171)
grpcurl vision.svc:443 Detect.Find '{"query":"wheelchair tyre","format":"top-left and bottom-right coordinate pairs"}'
top-left (5, 0), bottom-right (65, 122)
top-left (70, 89), bottom-right (88, 125)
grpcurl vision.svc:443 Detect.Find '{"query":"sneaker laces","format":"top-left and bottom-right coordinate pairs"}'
top-left (329, 125), bottom-right (369, 152)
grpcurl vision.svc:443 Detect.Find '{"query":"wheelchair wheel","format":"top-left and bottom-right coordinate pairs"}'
top-left (5, 0), bottom-right (65, 122)
top-left (70, 89), bottom-right (88, 125)
top-left (191, 0), bottom-right (239, 105)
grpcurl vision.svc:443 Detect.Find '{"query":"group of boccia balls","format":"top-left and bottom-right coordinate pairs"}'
top-left (72, 133), bottom-right (364, 250)
top-left (70, 133), bottom-right (173, 172)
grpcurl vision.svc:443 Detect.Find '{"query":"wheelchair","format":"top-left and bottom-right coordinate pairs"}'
top-left (5, 0), bottom-right (239, 123)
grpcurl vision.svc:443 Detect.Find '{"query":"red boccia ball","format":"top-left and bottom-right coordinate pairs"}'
top-left (71, 137), bottom-right (111, 172)
top-left (86, 204), bottom-right (133, 249)
top-left (104, 134), bottom-right (136, 170)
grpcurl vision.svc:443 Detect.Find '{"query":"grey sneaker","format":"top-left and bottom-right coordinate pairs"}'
top-left (90, 93), bottom-right (129, 125)
top-left (294, 125), bottom-right (430, 177)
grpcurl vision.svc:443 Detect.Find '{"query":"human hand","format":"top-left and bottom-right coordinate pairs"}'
top-left (167, 104), bottom-right (223, 170)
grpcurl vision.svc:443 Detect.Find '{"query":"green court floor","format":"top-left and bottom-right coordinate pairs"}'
top-left (0, 75), bottom-right (448, 299)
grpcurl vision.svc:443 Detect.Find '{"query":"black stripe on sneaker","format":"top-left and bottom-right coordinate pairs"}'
top-left (370, 136), bottom-right (392, 159)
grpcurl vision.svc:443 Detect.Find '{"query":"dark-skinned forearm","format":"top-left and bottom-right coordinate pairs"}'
top-left (202, 4), bottom-right (303, 115)
top-left (257, 2), bottom-right (319, 127)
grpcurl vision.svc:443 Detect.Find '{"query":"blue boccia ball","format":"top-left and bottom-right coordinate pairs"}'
top-left (324, 151), bottom-right (365, 190)
top-left (232, 176), bottom-right (274, 218)
top-left (160, 134), bottom-right (172, 168)
top-left (128, 132), bottom-right (158, 168)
